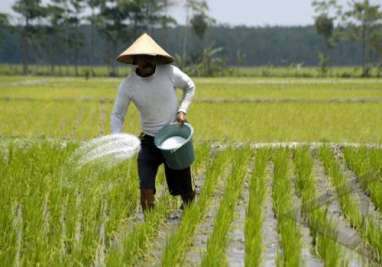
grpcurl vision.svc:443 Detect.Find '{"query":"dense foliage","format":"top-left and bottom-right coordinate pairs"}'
top-left (0, 24), bottom-right (380, 67)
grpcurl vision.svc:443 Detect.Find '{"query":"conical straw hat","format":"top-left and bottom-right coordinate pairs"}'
top-left (116, 33), bottom-right (174, 64)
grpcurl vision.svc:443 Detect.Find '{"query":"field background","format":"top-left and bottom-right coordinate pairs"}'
top-left (1, 74), bottom-right (382, 266)
top-left (1, 75), bottom-right (382, 143)
top-left (0, 64), bottom-right (381, 78)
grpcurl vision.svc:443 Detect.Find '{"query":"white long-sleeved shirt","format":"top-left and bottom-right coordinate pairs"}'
top-left (110, 64), bottom-right (195, 136)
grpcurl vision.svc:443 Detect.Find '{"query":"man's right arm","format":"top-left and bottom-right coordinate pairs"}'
top-left (110, 79), bottom-right (131, 134)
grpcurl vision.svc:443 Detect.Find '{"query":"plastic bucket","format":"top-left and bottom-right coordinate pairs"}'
top-left (154, 123), bottom-right (195, 170)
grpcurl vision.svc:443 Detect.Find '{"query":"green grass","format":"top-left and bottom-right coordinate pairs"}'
top-left (271, 149), bottom-right (302, 266)
top-left (2, 101), bottom-right (382, 143)
top-left (201, 147), bottom-right (251, 267)
top-left (1, 64), bottom-right (381, 78)
top-left (244, 148), bottom-right (268, 267)
top-left (1, 76), bottom-right (382, 143)
top-left (2, 140), bottom-right (381, 265)
top-left (293, 147), bottom-right (344, 267)
top-left (161, 148), bottom-right (230, 267)
top-left (319, 146), bottom-right (382, 263)
top-left (319, 147), bottom-right (363, 228)
top-left (106, 144), bottom-right (211, 267)
top-left (105, 182), bottom-right (176, 266)
top-left (1, 74), bottom-right (382, 265)
top-left (344, 147), bottom-right (382, 212)
top-left (1, 75), bottom-right (382, 100)
top-left (0, 141), bottom-right (139, 266)
top-left (234, 66), bottom-right (382, 78)
top-left (0, 64), bottom-right (132, 78)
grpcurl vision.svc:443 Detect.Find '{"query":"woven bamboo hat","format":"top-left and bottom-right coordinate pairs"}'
top-left (116, 33), bottom-right (174, 64)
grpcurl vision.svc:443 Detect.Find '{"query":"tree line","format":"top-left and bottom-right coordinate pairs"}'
top-left (313, 0), bottom-right (382, 76)
top-left (0, 0), bottom-right (212, 76)
top-left (0, 0), bottom-right (381, 77)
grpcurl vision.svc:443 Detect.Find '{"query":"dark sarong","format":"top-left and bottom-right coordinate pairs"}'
top-left (137, 133), bottom-right (193, 196)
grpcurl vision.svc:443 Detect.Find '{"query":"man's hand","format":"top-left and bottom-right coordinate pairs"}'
top-left (176, 111), bottom-right (186, 125)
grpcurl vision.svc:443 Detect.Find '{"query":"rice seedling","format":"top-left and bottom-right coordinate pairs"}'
top-left (161, 147), bottom-right (230, 266)
top-left (0, 141), bottom-right (139, 266)
top-left (244, 148), bottom-right (268, 267)
top-left (319, 146), bottom-right (382, 263)
top-left (106, 144), bottom-right (211, 266)
top-left (105, 189), bottom-right (176, 266)
top-left (344, 147), bottom-right (382, 212)
top-left (271, 148), bottom-right (302, 267)
top-left (319, 146), bottom-right (363, 228)
top-left (293, 147), bottom-right (344, 267)
top-left (1, 75), bottom-right (382, 265)
top-left (200, 147), bottom-right (251, 267)
top-left (1, 76), bottom-right (382, 143)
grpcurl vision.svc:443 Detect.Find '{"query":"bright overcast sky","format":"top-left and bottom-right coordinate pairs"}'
top-left (1, 0), bottom-right (381, 26)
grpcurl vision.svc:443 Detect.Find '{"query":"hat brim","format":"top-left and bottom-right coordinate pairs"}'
top-left (116, 53), bottom-right (174, 65)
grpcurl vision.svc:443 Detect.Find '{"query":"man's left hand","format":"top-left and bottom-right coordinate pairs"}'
top-left (176, 111), bottom-right (186, 125)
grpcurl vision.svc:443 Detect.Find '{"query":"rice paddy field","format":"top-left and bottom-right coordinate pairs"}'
top-left (1, 75), bottom-right (382, 266)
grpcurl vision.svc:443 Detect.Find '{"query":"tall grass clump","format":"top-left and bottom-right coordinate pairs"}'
top-left (244, 148), bottom-right (268, 267)
top-left (293, 147), bottom-right (343, 267)
top-left (271, 148), bottom-right (302, 267)
top-left (161, 146), bottom-right (230, 267)
top-left (200, 147), bottom-right (252, 267)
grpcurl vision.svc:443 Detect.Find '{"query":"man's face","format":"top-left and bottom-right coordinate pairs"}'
top-left (135, 55), bottom-right (156, 70)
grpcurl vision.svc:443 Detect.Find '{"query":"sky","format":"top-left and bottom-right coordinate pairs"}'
top-left (1, 0), bottom-right (381, 26)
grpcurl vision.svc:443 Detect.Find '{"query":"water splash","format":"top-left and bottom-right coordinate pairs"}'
top-left (70, 133), bottom-right (141, 169)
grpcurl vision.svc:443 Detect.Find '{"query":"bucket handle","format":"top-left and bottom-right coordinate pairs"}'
top-left (169, 122), bottom-right (182, 126)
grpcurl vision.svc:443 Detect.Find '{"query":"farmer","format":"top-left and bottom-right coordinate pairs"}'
top-left (111, 33), bottom-right (196, 213)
